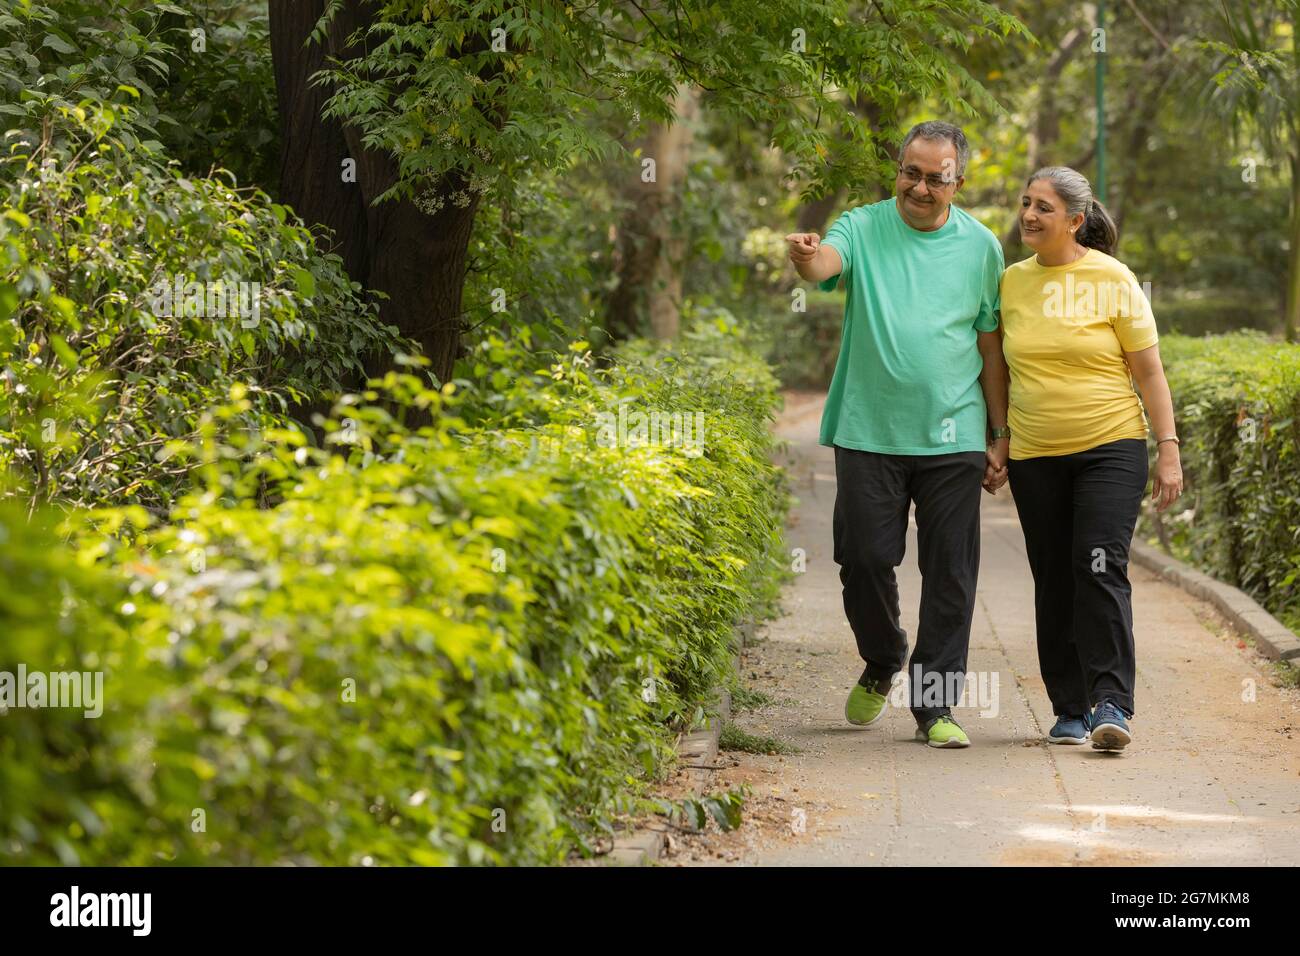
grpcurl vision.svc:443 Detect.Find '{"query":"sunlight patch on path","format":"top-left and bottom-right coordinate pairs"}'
top-left (1049, 804), bottom-right (1265, 825)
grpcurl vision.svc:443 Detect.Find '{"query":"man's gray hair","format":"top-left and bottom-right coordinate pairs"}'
top-left (897, 121), bottom-right (970, 178)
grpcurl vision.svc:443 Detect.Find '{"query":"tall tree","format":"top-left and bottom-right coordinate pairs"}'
top-left (607, 84), bottom-right (699, 341)
top-left (269, 0), bottom-right (1027, 382)
top-left (271, 0), bottom-right (482, 381)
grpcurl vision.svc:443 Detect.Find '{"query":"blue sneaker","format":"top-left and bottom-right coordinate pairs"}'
top-left (1090, 700), bottom-right (1132, 751)
top-left (1048, 713), bottom-right (1090, 745)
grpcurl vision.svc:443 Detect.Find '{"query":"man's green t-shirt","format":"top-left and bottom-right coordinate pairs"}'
top-left (818, 198), bottom-right (1004, 455)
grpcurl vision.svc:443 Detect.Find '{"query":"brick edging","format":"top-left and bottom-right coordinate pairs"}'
top-left (1130, 538), bottom-right (1300, 665)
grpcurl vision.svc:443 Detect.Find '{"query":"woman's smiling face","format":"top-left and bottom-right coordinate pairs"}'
top-left (1019, 178), bottom-right (1082, 251)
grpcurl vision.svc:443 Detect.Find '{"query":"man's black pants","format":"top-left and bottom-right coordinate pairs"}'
top-left (832, 445), bottom-right (985, 725)
top-left (1007, 438), bottom-right (1147, 718)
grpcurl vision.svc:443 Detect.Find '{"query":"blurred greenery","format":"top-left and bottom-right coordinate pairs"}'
top-left (1139, 333), bottom-right (1300, 633)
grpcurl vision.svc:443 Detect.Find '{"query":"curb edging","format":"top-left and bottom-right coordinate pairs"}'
top-left (1130, 538), bottom-right (1300, 666)
top-left (602, 686), bottom-right (732, 867)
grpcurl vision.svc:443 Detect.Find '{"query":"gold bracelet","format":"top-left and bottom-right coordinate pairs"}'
top-left (1157, 436), bottom-right (1180, 446)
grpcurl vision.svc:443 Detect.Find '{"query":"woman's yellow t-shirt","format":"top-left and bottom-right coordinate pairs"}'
top-left (1000, 248), bottom-right (1159, 460)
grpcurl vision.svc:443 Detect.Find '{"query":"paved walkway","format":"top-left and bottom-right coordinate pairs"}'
top-left (688, 392), bottom-right (1300, 866)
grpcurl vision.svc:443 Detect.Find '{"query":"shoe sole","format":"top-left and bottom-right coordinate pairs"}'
top-left (1048, 735), bottom-right (1088, 745)
top-left (846, 712), bottom-right (886, 727)
top-left (1090, 722), bottom-right (1132, 751)
top-left (914, 730), bottom-right (970, 748)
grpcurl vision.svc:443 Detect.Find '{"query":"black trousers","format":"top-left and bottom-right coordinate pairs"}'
top-left (1007, 438), bottom-right (1147, 717)
top-left (832, 446), bottom-right (985, 724)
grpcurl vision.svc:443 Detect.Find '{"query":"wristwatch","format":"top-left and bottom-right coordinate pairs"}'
top-left (990, 426), bottom-right (1011, 441)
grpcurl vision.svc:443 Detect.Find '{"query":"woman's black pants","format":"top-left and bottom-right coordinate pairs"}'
top-left (1007, 438), bottom-right (1148, 718)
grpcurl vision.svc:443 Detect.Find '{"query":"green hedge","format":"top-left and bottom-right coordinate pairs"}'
top-left (1140, 332), bottom-right (1300, 631)
top-left (0, 319), bottom-right (788, 865)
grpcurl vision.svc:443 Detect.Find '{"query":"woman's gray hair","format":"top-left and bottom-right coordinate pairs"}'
top-left (897, 121), bottom-right (969, 177)
top-left (1027, 165), bottom-right (1117, 255)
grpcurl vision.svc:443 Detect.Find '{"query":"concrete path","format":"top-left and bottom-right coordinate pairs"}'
top-left (682, 392), bottom-right (1300, 866)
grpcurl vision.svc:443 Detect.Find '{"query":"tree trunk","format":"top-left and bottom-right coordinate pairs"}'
top-left (363, 181), bottom-right (480, 377)
top-left (1111, 26), bottom-right (1179, 242)
top-left (606, 199), bottom-right (658, 341)
top-left (1288, 3), bottom-right (1300, 342)
top-left (1287, 150), bottom-right (1300, 342)
top-left (1112, 77), bottom-right (1165, 241)
top-left (269, 0), bottom-right (479, 384)
top-left (269, 0), bottom-right (369, 287)
top-left (607, 84), bottom-right (699, 341)
top-left (647, 86), bottom-right (698, 341)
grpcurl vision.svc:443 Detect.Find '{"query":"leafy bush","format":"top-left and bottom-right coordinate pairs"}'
top-left (1154, 293), bottom-right (1279, 338)
top-left (0, 0), bottom-right (176, 150)
top-left (0, 321), bottom-right (789, 865)
top-left (1139, 332), bottom-right (1300, 630)
top-left (0, 0), bottom-right (276, 186)
top-left (0, 500), bottom-right (165, 866)
top-left (0, 0), bottom-right (791, 870)
top-left (0, 103), bottom-right (400, 509)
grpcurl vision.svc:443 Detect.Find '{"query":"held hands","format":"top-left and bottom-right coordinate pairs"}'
top-left (784, 232), bottom-right (821, 265)
top-left (983, 438), bottom-right (1009, 494)
top-left (1152, 444), bottom-right (1184, 512)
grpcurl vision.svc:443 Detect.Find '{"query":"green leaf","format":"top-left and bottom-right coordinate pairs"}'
top-left (292, 267), bottom-right (316, 298)
top-left (48, 295), bottom-right (77, 328)
top-left (49, 334), bottom-right (79, 370)
top-left (42, 35), bottom-right (76, 55)
top-left (0, 283), bottom-right (17, 323)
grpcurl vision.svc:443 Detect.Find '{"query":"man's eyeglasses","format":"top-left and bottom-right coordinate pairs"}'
top-left (897, 166), bottom-right (958, 190)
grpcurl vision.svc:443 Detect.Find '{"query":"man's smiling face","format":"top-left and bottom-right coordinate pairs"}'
top-left (894, 137), bottom-right (963, 232)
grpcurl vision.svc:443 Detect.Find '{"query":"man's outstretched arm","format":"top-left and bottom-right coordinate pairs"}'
top-left (785, 232), bottom-right (843, 283)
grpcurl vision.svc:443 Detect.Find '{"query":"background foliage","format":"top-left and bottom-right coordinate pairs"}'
top-left (0, 104), bottom-right (398, 511)
top-left (1138, 333), bottom-right (1300, 634)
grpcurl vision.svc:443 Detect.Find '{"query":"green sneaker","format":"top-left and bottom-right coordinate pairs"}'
top-left (845, 680), bottom-right (890, 727)
top-left (915, 715), bottom-right (970, 748)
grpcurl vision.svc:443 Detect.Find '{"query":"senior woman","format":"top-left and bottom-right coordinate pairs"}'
top-left (993, 166), bottom-right (1182, 752)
